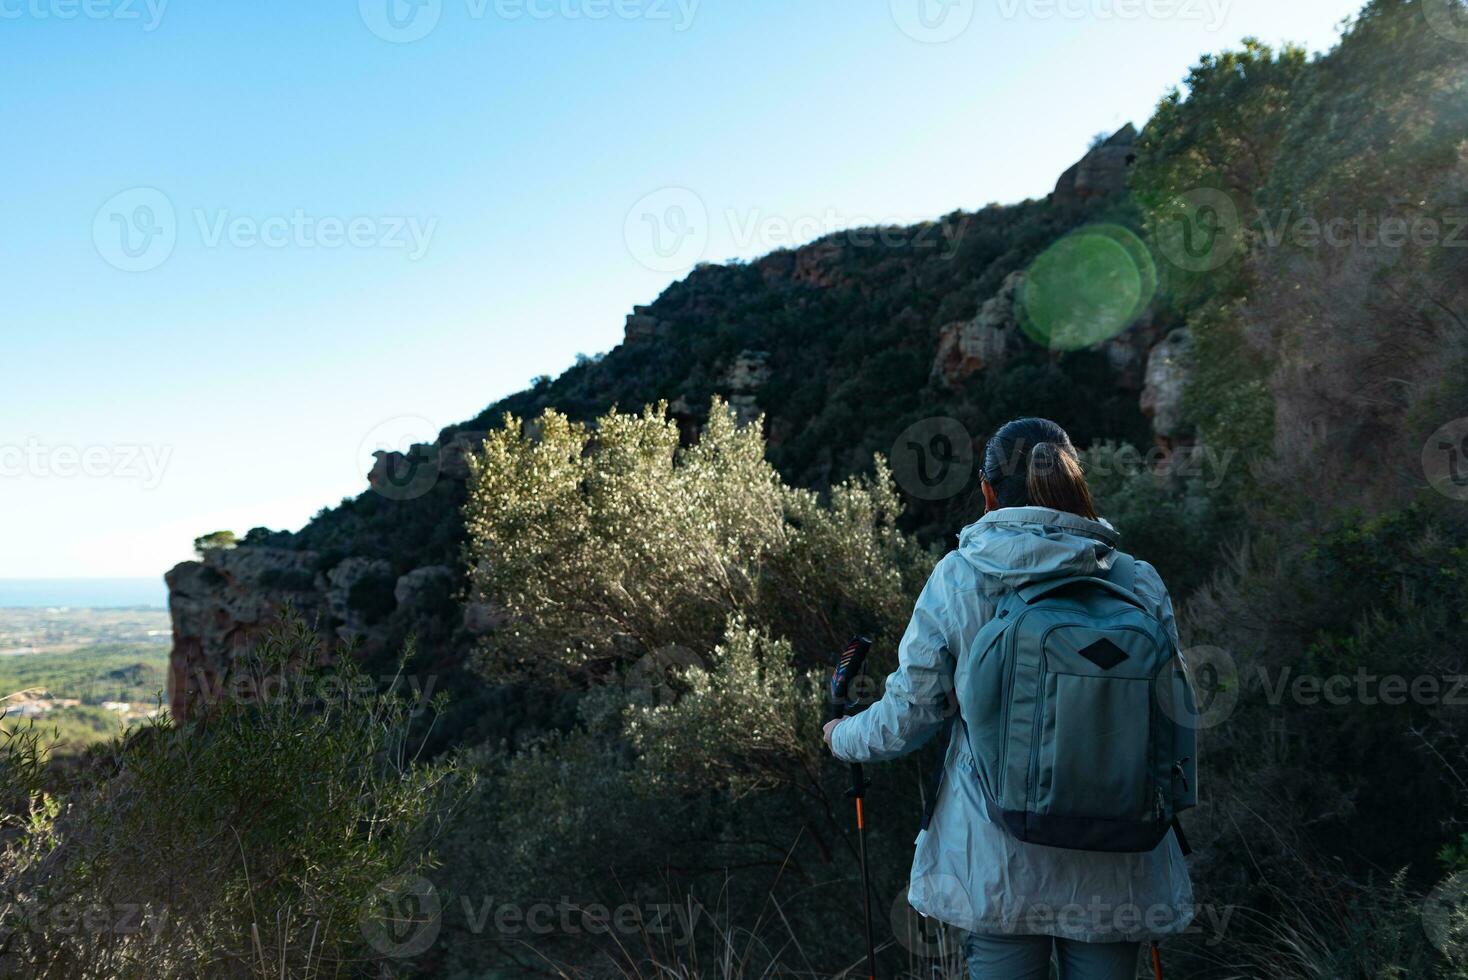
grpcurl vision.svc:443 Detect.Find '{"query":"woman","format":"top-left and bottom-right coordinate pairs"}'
top-left (823, 418), bottom-right (1194, 980)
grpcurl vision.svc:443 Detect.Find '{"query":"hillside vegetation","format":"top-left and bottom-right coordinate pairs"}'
top-left (0, 646), bottom-right (169, 753)
top-left (5, 1), bottom-right (1468, 976)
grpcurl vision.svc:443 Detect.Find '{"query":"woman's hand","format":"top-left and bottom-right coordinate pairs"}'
top-left (822, 718), bottom-right (843, 750)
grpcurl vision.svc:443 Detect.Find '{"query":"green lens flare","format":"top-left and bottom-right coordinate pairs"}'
top-left (1018, 224), bottom-right (1157, 351)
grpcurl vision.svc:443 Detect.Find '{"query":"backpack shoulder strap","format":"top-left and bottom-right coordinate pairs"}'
top-left (927, 591), bottom-right (1021, 829)
top-left (1171, 816), bottom-right (1193, 856)
top-left (969, 590), bottom-right (1024, 653)
top-left (1104, 550), bottom-right (1137, 593)
top-left (1104, 551), bottom-right (1170, 630)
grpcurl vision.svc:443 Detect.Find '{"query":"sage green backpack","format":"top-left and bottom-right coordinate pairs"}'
top-left (959, 553), bottom-right (1198, 853)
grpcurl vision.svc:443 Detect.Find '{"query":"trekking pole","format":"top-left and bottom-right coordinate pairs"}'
top-left (830, 635), bottom-right (877, 980)
top-left (1150, 941), bottom-right (1164, 980)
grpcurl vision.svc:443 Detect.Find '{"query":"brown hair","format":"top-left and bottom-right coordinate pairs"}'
top-left (982, 418), bottom-right (1098, 521)
top-left (1025, 440), bottom-right (1098, 520)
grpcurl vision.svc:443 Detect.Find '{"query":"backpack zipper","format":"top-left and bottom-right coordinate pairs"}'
top-left (994, 607), bottom-right (1020, 802)
top-left (1026, 628), bottom-right (1050, 808)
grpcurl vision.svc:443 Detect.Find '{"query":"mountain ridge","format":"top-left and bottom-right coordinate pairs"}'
top-left (164, 124), bottom-right (1181, 733)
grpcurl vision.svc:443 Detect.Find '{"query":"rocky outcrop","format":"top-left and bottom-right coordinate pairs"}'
top-left (1140, 328), bottom-right (1194, 442)
top-left (791, 239), bottom-right (846, 289)
top-left (930, 266), bottom-right (1166, 402)
top-left (167, 549), bottom-right (477, 720)
top-left (931, 272), bottom-right (1025, 386)
top-left (368, 429), bottom-right (486, 500)
top-left (165, 547), bottom-right (327, 719)
top-left (724, 350), bottom-right (772, 425)
top-left (624, 305), bottom-right (665, 344)
top-left (167, 426), bottom-right (487, 721)
top-left (395, 565), bottom-right (455, 612)
top-left (1053, 124), bottom-right (1137, 203)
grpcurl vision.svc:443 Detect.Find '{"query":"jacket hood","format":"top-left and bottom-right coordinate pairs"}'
top-left (955, 506), bottom-right (1120, 589)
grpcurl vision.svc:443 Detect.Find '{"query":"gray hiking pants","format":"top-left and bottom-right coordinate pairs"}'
top-left (960, 932), bottom-right (1141, 979)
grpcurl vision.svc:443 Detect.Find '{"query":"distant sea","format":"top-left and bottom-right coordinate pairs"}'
top-left (0, 578), bottom-right (168, 609)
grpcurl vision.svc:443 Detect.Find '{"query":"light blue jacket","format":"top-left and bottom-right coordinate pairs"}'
top-left (830, 507), bottom-right (1195, 942)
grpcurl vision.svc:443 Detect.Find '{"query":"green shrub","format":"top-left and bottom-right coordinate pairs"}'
top-left (192, 530), bottom-right (238, 558)
top-left (464, 400), bottom-right (788, 681)
top-left (464, 400), bottom-right (935, 682)
top-left (1084, 441), bottom-right (1231, 595)
top-left (0, 619), bottom-right (467, 980)
top-left (442, 401), bottom-right (940, 976)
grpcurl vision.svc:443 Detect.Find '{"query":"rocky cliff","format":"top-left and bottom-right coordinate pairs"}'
top-left (164, 123), bottom-right (1191, 724)
top-left (1053, 124), bottom-right (1138, 203)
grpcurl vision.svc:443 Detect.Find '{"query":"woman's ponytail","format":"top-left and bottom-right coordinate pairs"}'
top-left (982, 418), bottom-right (1098, 521)
top-left (1025, 440), bottom-right (1098, 520)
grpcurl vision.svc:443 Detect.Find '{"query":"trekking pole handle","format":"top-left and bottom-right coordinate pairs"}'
top-left (830, 636), bottom-right (872, 719)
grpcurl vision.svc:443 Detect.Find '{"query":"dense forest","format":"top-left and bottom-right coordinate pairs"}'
top-left (4, 0), bottom-right (1468, 976)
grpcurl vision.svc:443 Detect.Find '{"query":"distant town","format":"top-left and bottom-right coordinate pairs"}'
top-left (0, 605), bottom-right (171, 655)
top-left (0, 606), bottom-right (171, 749)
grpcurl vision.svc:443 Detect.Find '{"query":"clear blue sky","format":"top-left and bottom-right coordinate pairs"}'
top-left (1, 0), bottom-right (1363, 580)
